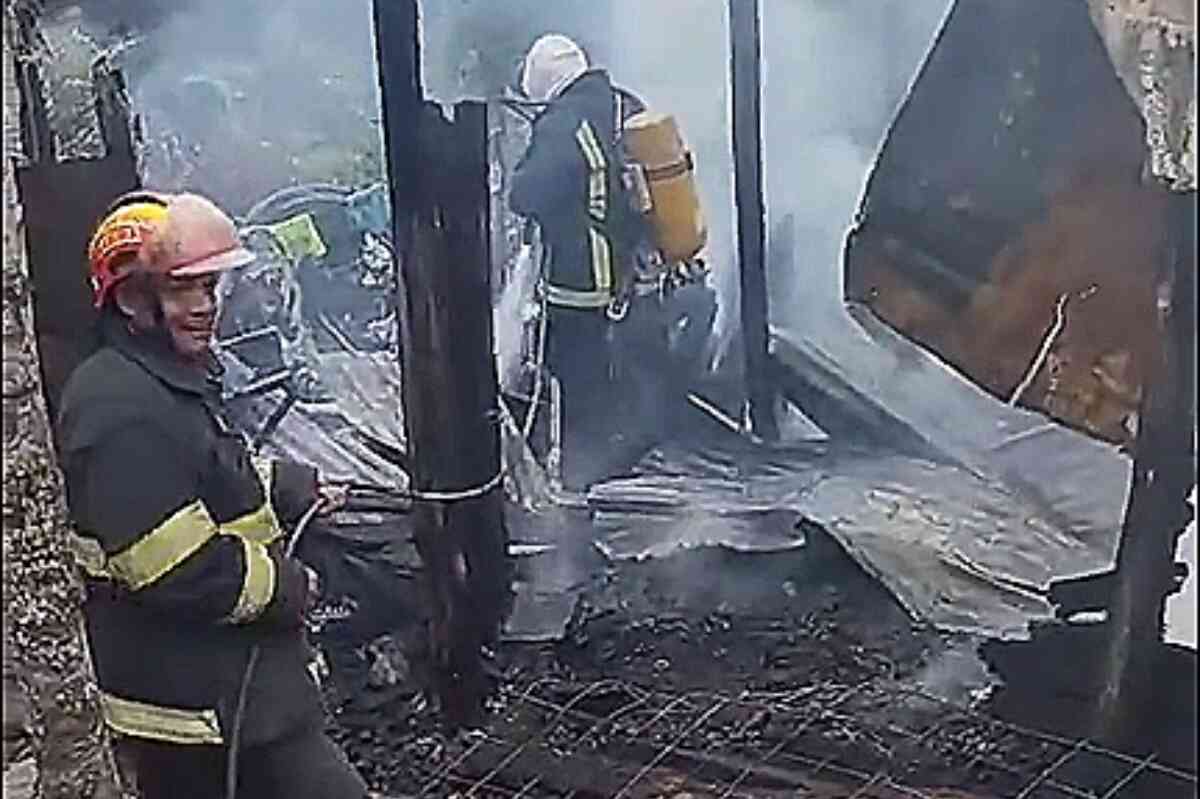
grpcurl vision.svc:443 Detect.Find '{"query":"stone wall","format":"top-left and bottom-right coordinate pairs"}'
top-left (2, 2), bottom-right (125, 796)
top-left (1088, 0), bottom-right (1196, 192)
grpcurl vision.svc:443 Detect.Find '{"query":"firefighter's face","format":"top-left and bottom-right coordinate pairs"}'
top-left (153, 273), bottom-right (221, 363)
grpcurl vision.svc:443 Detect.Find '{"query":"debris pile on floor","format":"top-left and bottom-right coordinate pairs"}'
top-left (321, 542), bottom-right (1197, 798)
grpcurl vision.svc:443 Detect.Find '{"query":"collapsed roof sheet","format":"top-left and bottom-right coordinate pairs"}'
top-left (590, 429), bottom-right (1120, 641)
top-left (589, 302), bottom-right (1131, 642)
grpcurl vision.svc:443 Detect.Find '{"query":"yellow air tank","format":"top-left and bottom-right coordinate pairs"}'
top-left (622, 111), bottom-right (708, 262)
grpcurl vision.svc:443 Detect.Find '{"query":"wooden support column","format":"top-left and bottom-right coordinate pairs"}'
top-left (15, 33), bottom-right (139, 430)
top-left (728, 0), bottom-right (778, 440)
top-left (1095, 188), bottom-right (1197, 747)
top-left (373, 0), bottom-right (507, 726)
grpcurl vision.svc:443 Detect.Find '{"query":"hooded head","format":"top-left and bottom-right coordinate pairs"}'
top-left (520, 34), bottom-right (589, 103)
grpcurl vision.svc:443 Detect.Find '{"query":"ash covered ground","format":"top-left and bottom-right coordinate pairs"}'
top-left (316, 525), bottom-right (1196, 799)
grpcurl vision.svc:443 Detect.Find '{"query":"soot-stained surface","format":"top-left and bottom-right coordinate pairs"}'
top-left (317, 525), bottom-right (1195, 798)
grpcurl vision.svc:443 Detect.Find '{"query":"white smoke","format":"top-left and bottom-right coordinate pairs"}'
top-left (432, 0), bottom-right (952, 363)
top-left (80, 0), bottom-right (950, 380)
top-left (760, 0), bottom-right (952, 341)
top-left (95, 0), bottom-right (383, 212)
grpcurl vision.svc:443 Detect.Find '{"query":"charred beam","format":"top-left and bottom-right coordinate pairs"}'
top-left (728, 0), bottom-right (778, 440)
top-left (91, 56), bottom-right (138, 164)
top-left (1095, 188), bottom-right (1197, 747)
top-left (373, 0), bottom-right (507, 726)
top-left (372, 0), bottom-right (421, 223)
top-left (15, 44), bottom-right (140, 427)
top-left (10, 0), bottom-right (53, 165)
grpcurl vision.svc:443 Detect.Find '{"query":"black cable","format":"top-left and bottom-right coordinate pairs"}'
top-left (250, 386), bottom-right (300, 451)
top-left (224, 501), bottom-right (323, 799)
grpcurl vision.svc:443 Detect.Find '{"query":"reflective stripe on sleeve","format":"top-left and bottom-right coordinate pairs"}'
top-left (105, 501), bottom-right (218, 591)
top-left (542, 283), bottom-right (612, 309)
top-left (223, 537), bottom-right (277, 624)
top-left (229, 456), bottom-right (283, 545)
top-left (575, 121), bottom-right (608, 223)
top-left (575, 121), bottom-right (615, 294)
top-left (221, 504), bottom-right (282, 546)
top-left (99, 691), bottom-right (223, 745)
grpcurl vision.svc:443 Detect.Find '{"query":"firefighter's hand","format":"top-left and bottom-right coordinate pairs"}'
top-left (315, 484), bottom-right (349, 515)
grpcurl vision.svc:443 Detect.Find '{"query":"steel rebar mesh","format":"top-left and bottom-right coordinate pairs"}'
top-left (409, 677), bottom-right (1198, 799)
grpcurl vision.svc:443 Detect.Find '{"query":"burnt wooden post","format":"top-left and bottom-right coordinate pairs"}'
top-left (15, 48), bottom-right (140, 428)
top-left (373, 0), bottom-right (507, 726)
top-left (728, 0), bottom-right (778, 440)
top-left (1095, 189), bottom-right (1197, 747)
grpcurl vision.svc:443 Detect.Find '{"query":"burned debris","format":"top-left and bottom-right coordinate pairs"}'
top-left (326, 542), bottom-right (1195, 798)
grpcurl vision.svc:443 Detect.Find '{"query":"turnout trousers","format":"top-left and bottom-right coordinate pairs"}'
top-left (116, 724), bottom-right (367, 799)
top-left (546, 301), bottom-right (676, 491)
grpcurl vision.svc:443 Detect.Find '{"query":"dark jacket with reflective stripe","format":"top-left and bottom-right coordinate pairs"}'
top-left (510, 69), bottom-right (645, 307)
top-left (57, 311), bottom-right (323, 748)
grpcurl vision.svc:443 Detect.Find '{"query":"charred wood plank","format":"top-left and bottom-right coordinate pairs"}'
top-left (372, 0), bottom-right (421, 224)
top-left (728, 0), bottom-right (778, 440)
top-left (91, 56), bottom-right (138, 167)
top-left (10, 1), bottom-right (53, 165)
top-left (373, 0), bottom-right (507, 727)
top-left (1095, 188), bottom-right (1197, 747)
top-left (14, 28), bottom-right (139, 431)
top-left (768, 336), bottom-right (946, 463)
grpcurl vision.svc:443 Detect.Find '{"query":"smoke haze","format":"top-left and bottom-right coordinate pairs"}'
top-left (52, 0), bottom-right (950, 369)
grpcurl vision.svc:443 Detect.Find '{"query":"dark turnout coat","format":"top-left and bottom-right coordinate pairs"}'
top-left (511, 69), bottom-right (645, 310)
top-left (57, 311), bottom-right (324, 749)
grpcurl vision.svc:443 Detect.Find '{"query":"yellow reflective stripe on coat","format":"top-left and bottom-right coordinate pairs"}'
top-left (221, 503), bottom-right (282, 546)
top-left (542, 282), bottom-right (612, 309)
top-left (223, 537), bottom-right (276, 624)
top-left (228, 456), bottom-right (283, 545)
top-left (105, 501), bottom-right (218, 591)
top-left (575, 121), bottom-right (614, 293)
top-left (99, 691), bottom-right (223, 745)
top-left (575, 121), bottom-right (607, 223)
top-left (588, 229), bottom-right (614, 293)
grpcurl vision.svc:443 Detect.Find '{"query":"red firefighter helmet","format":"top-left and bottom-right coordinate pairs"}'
top-left (86, 191), bottom-right (170, 308)
top-left (87, 191), bottom-right (255, 308)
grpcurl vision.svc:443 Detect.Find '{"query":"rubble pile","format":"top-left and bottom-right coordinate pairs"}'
top-left (320, 544), bottom-right (1196, 798)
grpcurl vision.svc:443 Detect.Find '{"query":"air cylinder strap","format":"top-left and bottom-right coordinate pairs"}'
top-left (643, 151), bottom-right (695, 182)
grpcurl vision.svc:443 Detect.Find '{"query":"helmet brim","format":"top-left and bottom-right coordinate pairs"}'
top-left (169, 245), bottom-right (256, 277)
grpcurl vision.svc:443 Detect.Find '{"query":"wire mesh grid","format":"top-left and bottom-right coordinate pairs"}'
top-left (411, 678), bottom-right (1197, 799)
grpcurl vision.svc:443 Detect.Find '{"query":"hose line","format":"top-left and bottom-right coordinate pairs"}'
top-left (224, 499), bottom-right (323, 799)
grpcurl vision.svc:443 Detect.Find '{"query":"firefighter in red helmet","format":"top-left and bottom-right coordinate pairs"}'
top-left (57, 191), bottom-right (366, 798)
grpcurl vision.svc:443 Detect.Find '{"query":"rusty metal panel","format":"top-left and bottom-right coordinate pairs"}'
top-left (845, 0), bottom-right (1171, 446)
